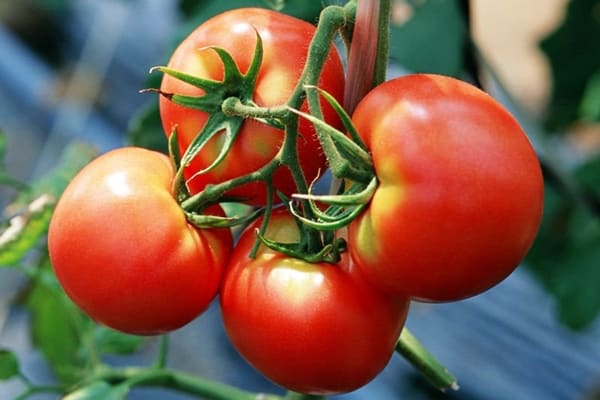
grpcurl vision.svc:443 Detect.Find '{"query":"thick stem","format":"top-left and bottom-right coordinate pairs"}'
top-left (288, 5), bottom-right (351, 110)
top-left (395, 329), bottom-right (459, 392)
top-left (344, 0), bottom-right (391, 113)
top-left (154, 335), bottom-right (169, 369)
top-left (95, 367), bottom-right (282, 400)
top-left (285, 392), bottom-right (326, 400)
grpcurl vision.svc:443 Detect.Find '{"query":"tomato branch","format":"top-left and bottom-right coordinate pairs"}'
top-left (91, 366), bottom-right (283, 400)
top-left (395, 329), bottom-right (459, 392)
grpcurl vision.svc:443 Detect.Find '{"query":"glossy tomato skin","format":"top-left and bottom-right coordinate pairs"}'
top-left (159, 8), bottom-right (344, 205)
top-left (348, 74), bottom-right (544, 302)
top-left (48, 147), bottom-right (232, 335)
top-left (220, 211), bottom-right (409, 394)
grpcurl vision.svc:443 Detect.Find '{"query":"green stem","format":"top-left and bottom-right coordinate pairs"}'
top-left (154, 335), bottom-right (169, 368)
top-left (373, 0), bottom-right (392, 87)
top-left (95, 367), bottom-right (282, 400)
top-left (180, 158), bottom-right (279, 211)
top-left (285, 392), bottom-right (326, 400)
top-left (288, 5), bottom-right (351, 110)
top-left (395, 329), bottom-right (459, 392)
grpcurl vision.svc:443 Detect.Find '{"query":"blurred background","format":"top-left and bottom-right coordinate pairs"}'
top-left (0, 0), bottom-right (599, 399)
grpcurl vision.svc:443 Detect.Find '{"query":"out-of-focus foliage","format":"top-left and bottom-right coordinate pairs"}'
top-left (540, 0), bottom-right (600, 131)
top-left (526, 154), bottom-right (600, 330)
top-left (389, 0), bottom-right (466, 77)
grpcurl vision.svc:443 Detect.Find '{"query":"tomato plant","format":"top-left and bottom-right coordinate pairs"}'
top-left (347, 74), bottom-right (544, 302)
top-left (48, 147), bottom-right (232, 335)
top-left (220, 210), bottom-right (409, 395)
top-left (159, 7), bottom-right (345, 205)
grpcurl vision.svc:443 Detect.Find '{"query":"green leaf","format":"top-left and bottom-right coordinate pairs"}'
top-left (0, 349), bottom-right (19, 380)
top-left (0, 142), bottom-right (96, 267)
top-left (93, 326), bottom-right (144, 356)
top-left (526, 155), bottom-right (600, 329)
top-left (0, 194), bottom-right (54, 267)
top-left (177, 0), bottom-right (322, 29)
top-left (389, 0), bottom-right (466, 76)
top-left (579, 69), bottom-right (600, 122)
top-left (24, 267), bottom-right (86, 384)
top-left (64, 381), bottom-right (129, 400)
top-left (539, 0), bottom-right (600, 131)
top-left (126, 102), bottom-right (168, 153)
top-left (262, 0), bottom-right (285, 11)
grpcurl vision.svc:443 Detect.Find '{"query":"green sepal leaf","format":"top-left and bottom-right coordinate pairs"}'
top-left (287, 105), bottom-right (373, 182)
top-left (289, 176), bottom-right (376, 232)
top-left (256, 228), bottom-right (346, 264)
top-left (304, 85), bottom-right (368, 151)
top-left (64, 381), bottom-right (129, 400)
top-left (152, 65), bottom-right (222, 96)
top-left (185, 115), bottom-right (245, 177)
top-left (184, 206), bottom-right (263, 229)
top-left (0, 349), bottom-right (19, 380)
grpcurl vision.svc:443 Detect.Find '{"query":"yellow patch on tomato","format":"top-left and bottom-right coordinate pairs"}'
top-left (269, 260), bottom-right (325, 305)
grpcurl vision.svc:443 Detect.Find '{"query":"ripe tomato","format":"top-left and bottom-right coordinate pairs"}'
top-left (159, 8), bottom-right (345, 205)
top-left (220, 210), bottom-right (409, 394)
top-left (348, 74), bottom-right (544, 302)
top-left (48, 147), bottom-right (232, 335)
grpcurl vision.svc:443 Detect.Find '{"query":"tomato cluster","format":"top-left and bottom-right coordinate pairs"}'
top-left (47, 6), bottom-right (544, 396)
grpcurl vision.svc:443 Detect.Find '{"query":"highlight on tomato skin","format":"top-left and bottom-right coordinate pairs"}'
top-left (158, 7), bottom-right (346, 206)
top-left (219, 210), bottom-right (410, 395)
top-left (347, 73), bottom-right (545, 303)
top-left (47, 147), bottom-right (233, 336)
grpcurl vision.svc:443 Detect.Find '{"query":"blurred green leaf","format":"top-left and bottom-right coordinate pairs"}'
top-left (25, 267), bottom-right (86, 384)
top-left (539, 0), bottom-right (600, 131)
top-left (93, 326), bottom-right (144, 356)
top-left (580, 70), bottom-right (600, 122)
top-left (64, 381), bottom-right (129, 400)
top-left (127, 103), bottom-right (168, 153)
top-left (262, 0), bottom-right (285, 11)
top-left (526, 155), bottom-right (600, 329)
top-left (389, 0), bottom-right (466, 76)
top-left (0, 195), bottom-right (54, 267)
top-left (0, 349), bottom-right (19, 380)
top-left (177, 0), bottom-right (323, 35)
top-left (0, 142), bottom-right (96, 267)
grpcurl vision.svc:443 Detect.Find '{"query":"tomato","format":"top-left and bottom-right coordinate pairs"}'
top-left (348, 74), bottom-right (544, 302)
top-left (220, 210), bottom-right (409, 394)
top-left (159, 8), bottom-right (345, 205)
top-left (48, 147), bottom-right (232, 335)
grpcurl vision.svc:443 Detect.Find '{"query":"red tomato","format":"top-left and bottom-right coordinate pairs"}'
top-left (159, 8), bottom-right (345, 205)
top-left (220, 210), bottom-right (409, 394)
top-left (348, 74), bottom-right (544, 302)
top-left (48, 147), bottom-right (232, 335)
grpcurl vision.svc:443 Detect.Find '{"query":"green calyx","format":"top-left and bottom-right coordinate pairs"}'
top-left (148, 32), bottom-right (271, 229)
